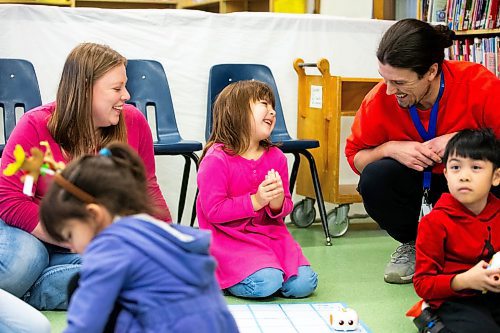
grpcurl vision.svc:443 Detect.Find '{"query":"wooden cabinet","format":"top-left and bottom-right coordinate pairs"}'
top-left (293, 58), bottom-right (380, 204)
top-left (177, 0), bottom-right (269, 13)
top-left (0, 0), bottom-right (73, 6)
top-left (0, 0), bottom-right (177, 8)
top-left (76, 0), bottom-right (177, 9)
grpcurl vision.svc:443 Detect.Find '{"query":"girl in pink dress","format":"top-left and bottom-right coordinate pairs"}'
top-left (197, 80), bottom-right (318, 298)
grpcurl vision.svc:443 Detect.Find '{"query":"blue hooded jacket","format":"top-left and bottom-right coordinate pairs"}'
top-left (65, 214), bottom-right (239, 333)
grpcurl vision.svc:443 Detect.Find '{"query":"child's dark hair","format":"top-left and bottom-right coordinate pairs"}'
top-left (200, 80), bottom-right (276, 162)
top-left (443, 128), bottom-right (499, 169)
top-left (40, 142), bottom-right (155, 242)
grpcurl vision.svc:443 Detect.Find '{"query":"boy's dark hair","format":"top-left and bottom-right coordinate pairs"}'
top-left (443, 128), bottom-right (499, 169)
top-left (40, 142), bottom-right (155, 242)
top-left (377, 19), bottom-right (455, 77)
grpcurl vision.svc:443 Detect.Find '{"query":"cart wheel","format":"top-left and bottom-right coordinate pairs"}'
top-left (291, 198), bottom-right (316, 228)
top-left (327, 204), bottom-right (350, 237)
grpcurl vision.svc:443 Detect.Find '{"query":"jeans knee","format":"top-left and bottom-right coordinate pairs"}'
top-left (282, 266), bottom-right (318, 298)
top-left (24, 264), bottom-right (81, 310)
top-left (227, 268), bottom-right (283, 298)
top-left (0, 225), bottom-right (49, 297)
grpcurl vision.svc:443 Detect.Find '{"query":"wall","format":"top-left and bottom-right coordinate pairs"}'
top-left (0, 5), bottom-right (393, 224)
top-left (320, 0), bottom-right (373, 18)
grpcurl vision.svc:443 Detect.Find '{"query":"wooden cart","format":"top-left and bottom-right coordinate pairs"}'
top-left (291, 58), bottom-right (381, 236)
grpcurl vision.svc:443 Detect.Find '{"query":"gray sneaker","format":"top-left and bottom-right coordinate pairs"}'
top-left (384, 241), bottom-right (415, 284)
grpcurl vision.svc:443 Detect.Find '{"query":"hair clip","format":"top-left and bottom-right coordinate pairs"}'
top-left (53, 173), bottom-right (96, 204)
top-left (3, 142), bottom-right (66, 196)
top-left (99, 148), bottom-right (112, 156)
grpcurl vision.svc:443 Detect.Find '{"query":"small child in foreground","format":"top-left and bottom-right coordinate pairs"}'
top-left (411, 128), bottom-right (500, 333)
top-left (40, 142), bottom-right (239, 333)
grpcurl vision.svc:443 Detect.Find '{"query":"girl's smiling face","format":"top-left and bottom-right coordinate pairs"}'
top-left (249, 99), bottom-right (276, 143)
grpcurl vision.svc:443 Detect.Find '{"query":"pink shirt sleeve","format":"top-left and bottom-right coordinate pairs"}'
top-left (197, 149), bottom-right (258, 224)
top-left (0, 104), bottom-right (172, 232)
top-left (124, 106), bottom-right (172, 222)
top-left (0, 111), bottom-right (45, 232)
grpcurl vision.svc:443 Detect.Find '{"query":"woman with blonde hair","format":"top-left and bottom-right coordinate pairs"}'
top-left (0, 42), bottom-right (171, 310)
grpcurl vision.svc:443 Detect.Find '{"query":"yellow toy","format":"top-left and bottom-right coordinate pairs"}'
top-left (2, 141), bottom-right (65, 196)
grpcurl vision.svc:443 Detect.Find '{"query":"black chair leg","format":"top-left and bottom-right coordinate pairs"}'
top-left (190, 188), bottom-right (199, 228)
top-left (177, 155), bottom-right (191, 224)
top-left (289, 152), bottom-right (301, 194)
top-left (299, 150), bottom-right (332, 246)
top-left (187, 153), bottom-right (200, 227)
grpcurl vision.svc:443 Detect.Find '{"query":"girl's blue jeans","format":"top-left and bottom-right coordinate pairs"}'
top-left (227, 266), bottom-right (318, 298)
top-left (0, 219), bottom-right (81, 310)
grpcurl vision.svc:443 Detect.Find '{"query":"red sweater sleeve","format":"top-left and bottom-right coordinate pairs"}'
top-left (414, 213), bottom-right (463, 305)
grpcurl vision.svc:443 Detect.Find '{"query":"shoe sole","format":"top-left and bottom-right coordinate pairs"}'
top-left (384, 273), bottom-right (413, 284)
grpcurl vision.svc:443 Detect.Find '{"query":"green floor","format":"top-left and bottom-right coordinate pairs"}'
top-left (44, 223), bottom-right (419, 332)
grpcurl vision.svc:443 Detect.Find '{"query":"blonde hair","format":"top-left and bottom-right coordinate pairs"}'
top-left (201, 80), bottom-right (276, 161)
top-left (48, 43), bottom-right (127, 159)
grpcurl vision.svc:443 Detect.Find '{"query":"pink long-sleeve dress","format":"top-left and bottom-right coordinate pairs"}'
top-left (196, 143), bottom-right (310, 289)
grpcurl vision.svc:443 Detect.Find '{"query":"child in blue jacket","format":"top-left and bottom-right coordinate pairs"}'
top-left (40, 142), bottom-right (239, 333)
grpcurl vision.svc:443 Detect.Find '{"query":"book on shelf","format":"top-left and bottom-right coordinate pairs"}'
top-left (423, 0), bottom-right (500, 30)
top-left (448, 36), bottom-right (500, 77)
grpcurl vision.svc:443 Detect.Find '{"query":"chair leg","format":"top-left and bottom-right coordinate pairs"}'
top-left (299, 150), bottom-right (332, 246)
top-left (188, 153), bottom-right (200, 228)
top-left (178, 154), bottom-right (192, 224)
top-left (289, 152), bottom-right (301, 194)
top-left (190, 188), bottom-right (199, 228)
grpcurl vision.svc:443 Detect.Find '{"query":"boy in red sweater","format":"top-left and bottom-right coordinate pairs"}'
top-left (412, 128), bottom-right (500, 332)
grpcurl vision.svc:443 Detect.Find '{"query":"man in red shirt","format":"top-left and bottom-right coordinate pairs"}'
top-left (345, 19), bottom-right (500, 284)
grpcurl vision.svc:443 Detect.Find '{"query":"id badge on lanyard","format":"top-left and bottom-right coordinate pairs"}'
top-left (409, 74), bottom-right (444, 219)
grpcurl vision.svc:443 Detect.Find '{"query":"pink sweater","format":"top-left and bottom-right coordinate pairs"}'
top-left (0, 102), bottom-right (171, 232)
top-left (196, 144), bottom-right (310, 289)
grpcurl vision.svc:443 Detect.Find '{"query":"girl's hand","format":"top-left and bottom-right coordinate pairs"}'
top-left (251, 169), bottom-right (284, 211)
top-left (267, 170), bottom-right (285, 212)
top-left (451, 261), bottom-right (500, 293)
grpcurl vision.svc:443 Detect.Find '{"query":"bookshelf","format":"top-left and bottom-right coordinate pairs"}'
top-left (418, 0), bottom-right (500, 78)
top-left (0, 0), bottom-right (177, 7)
top-left (454, 28), bottom-right (500, 35)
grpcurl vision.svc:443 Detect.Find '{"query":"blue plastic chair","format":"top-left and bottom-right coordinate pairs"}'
top-left (126, 60), bottom-right (202, 225)
top-left (206, 64), bottom-right (332, 245)
top-left (0, 59), bottom-right (42, 157)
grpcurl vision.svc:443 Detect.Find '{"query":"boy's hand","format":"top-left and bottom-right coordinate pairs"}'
top-left (251, 169), bottom-right (284, 211)
top-left (451, 260), bottom-right (500, 293)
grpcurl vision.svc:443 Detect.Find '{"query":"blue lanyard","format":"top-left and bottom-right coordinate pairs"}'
top-left (409, 74), bottom-right (445, 191)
